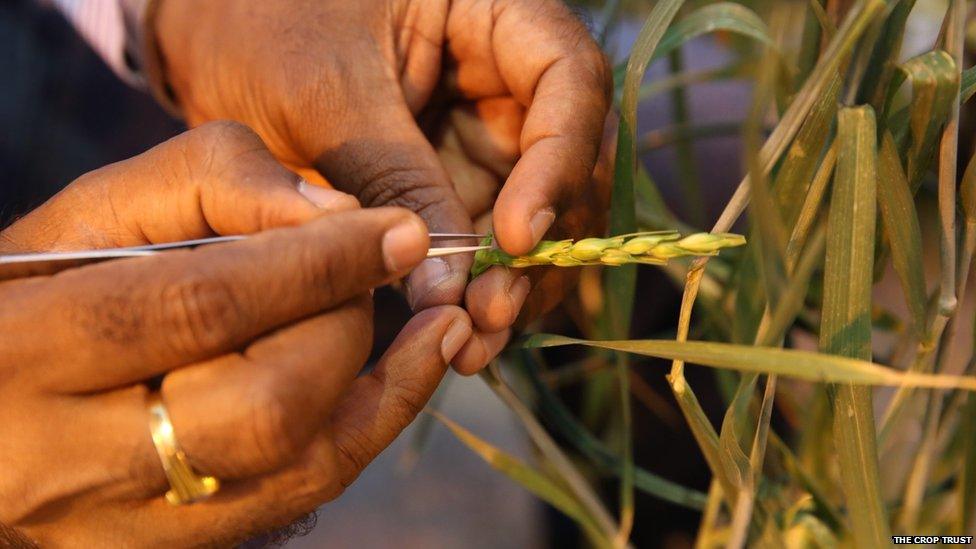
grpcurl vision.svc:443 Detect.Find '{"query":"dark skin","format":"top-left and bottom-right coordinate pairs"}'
top-left (154, 0), bottom-right (614, 374)
top-left (0, 122), bottom-right (474, 546)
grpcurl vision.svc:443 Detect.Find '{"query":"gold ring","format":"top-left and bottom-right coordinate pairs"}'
top-left (147, 393), bottom-right (220, 505)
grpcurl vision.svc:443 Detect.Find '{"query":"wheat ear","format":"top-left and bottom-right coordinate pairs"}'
top-left (470, 231), bottom-right (746, 276)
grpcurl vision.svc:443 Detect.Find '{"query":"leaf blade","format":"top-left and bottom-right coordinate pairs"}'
top-left (822, 105), bottom-right (890, 547)
top-left (520, 335), bottom-right (976, 391)
top-left (430, 409), bottom-right (608, 546)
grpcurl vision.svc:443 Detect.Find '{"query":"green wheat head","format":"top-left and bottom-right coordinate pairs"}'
top-left (470, 231), bottom-right (746, 277)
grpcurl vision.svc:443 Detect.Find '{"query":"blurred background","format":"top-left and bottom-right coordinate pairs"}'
top-left (8, 1), bottom-right (954, 547)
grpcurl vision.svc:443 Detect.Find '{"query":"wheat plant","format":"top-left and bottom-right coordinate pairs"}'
top-left (428, 1), bottom-right (976, 547)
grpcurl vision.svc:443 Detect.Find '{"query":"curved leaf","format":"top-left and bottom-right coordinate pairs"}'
top-left (655, 2), bottom-right (779, 63)
top-left (520, 335), bottom-right (976, 391)
top-left (430, 410), bottom-right (608, 546)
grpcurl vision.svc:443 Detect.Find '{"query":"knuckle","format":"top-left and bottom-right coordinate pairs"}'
top-left (376, 367), bottom-right (430, 427)
top-left (247, 379), bottom-right (309, 471)
top-left (293, 449), bottom-right (345, 504)
top-left (194, 120), bottom-right (261, 147)
top-left (357, 159), bottom-right (440, 208)
top-left (334, 424), bottom-right (376, 487)
top-left (155, 269), bottom-right (244, 358)
top-left (73, 280), bottom-right (149, 348)
top-left (180, 121), bottom-right (267, 178)
top-left (584, 49), bottom-right (613, 102)
top-left (296, 236), bottom-right (349, 302)
top-left (572, 46), bottom-right (613, 108)
top-left (387, 379), bottom-right (430, 424)
top-left (361, 173), bottom-right (453, 219)
top-left (330, 144), bottom-right (451, 215)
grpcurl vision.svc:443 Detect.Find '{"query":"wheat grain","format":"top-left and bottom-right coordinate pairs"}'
top-left (470, 231), bottom-right (746, 276)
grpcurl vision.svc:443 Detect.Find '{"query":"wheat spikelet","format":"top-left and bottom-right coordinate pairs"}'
top-left (470, 231), bottom-right (746, 276)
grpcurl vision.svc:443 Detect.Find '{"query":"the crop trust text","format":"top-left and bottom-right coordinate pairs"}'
top-left (892, 536), bottom-right (973, 545)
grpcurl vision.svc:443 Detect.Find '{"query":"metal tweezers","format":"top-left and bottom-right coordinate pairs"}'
top-left (0, 233), bottom-right (489, 281)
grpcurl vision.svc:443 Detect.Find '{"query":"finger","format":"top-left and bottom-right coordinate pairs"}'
top-left (464, 267), bottom-right (530, 333)
top-left (128, 121), bottom-right (360, 240)
top-left (330, 305), bottom-right (471, 485)
top-left (14, 208), bottom-right (427, 392)
top-left (448, 98), bottom-right (523, 179)
top-left (451, 328), bottom-right (511, 376)
top-left (436, 125), bottom-right (501, 218)
top-left (484, 1), bottom-right (612, 255)
top-left (466, 112), bottom-right (617, 331)
top-left (0, 121), bottom-right (359, 252)
top-left (131, 306), bottom-right (473, 547)
top-left (112, 297), bottom-right (372, 495)
top-left (310, 86), bottom-right (473, 312)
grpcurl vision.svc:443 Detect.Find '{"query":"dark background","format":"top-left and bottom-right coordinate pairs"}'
top-left (0, 0), bottom-right (181, 226)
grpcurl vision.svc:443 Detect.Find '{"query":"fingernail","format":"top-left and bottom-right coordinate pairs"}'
top-left (441, 319), bottom-right (473, 363)
top-left (382, 219), bottom-right (428, 273)
top-left (297, 179), bottom-right (359, 209)
top-left (407, 258), bottom-right (454, 309)
top-left (508, 276), bottom-right (531, 320)
top-left (530, 208), bottom-right (555, 244)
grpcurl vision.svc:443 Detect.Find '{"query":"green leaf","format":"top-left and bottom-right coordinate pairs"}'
top-left (609, 0), bottom-right (690, 335)
top-left (655, 3), bottom-right (779, 62)
top-left (635, 162), bottom-right (689, 233)
top-left (717, 376), bottom-right (757, 491)
top-left (519, 335), bottom-right (976, 391)
top-left (667, 49), bottom-right (705, 227)
top-left (822, 106), bottom-right (890, 547)
top-left (858, 0), bottom-right (917, 108)
top-left (897, 50), bottom-right (959, 190)
top-left (785, 143), bottom-right (836, 263)
top-left (709, 0), bottom-right (884, 235)
top-left (876, 131), bottom-right (928, 337)
top-left (613, 3), bottom-right (785, 107)
top-left (765, 226), bottom-right (827, 350)
top-left (772, 78), bottom-right (841, 229)
top-left (430, 409), bottom-right (608, 546)
top-left (477, 366), bottom-right (618, 541)
top-left (608, 0), bottom-right (686, 538)
top-left (795, 0), bottom-right (830, 86)
top-left (961, 66), bottom-right (976, 104)
top-left (517, 350), bottom-right (708, 510)
top-left (667, 363), bottom-right (742, 503)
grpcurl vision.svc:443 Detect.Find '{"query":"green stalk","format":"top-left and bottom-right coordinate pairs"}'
top-left (608, 1), bottom-right (687, 541)
top-left (668, 48), bottom-right (705, 228)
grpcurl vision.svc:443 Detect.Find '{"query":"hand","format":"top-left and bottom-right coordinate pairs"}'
top-left (154, 0), bottom-right (613, 373)
top-left (0, 123), bottom-right (473, 545)
top-left (0, 120), bottom-right (359, 252)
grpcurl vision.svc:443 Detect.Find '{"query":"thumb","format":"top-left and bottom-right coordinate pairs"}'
top-left (330, 305), bottom-right (473, 485)
top-left (312, 99), bottom-right (473, 311)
